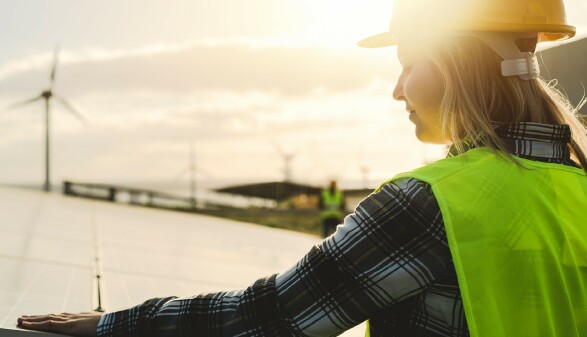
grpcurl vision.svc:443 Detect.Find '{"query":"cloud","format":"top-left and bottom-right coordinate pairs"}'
top-left (0, 81), bottom-right (414, 185)
top-left (0, 42), bottom-right (397, 100)
top-left (0, 41), bottom-right (414, 186)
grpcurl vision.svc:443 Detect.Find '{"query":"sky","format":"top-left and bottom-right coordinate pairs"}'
top-left (1, 0), bottom-right (586, 192)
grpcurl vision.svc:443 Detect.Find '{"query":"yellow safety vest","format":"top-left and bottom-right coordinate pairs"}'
top-left (366, 147), bottom-right (587, 337)
top-left (320, 188), bottom-right (344, 220)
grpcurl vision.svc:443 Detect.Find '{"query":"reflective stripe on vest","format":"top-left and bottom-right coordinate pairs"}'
top-left (321, 188), bottom-right (343, 219)
top-left (379, 147), bottom-right (587, 337)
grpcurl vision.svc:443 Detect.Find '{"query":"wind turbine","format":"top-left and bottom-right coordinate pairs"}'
top-left (271, 139), bottom-right (299, 183)
top-left (6, 46), bottom-right (87, 192)
top-left (172, 142), bottom-right (214, 209)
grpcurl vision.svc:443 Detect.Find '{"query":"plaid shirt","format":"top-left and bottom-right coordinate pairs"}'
top-left (97, 122), bottom-right (579, 337)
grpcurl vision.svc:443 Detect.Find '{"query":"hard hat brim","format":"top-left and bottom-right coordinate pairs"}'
top-left (357, 32), bottom-right (396, 48)
top-left (357, 23), bottom-right (576, 48)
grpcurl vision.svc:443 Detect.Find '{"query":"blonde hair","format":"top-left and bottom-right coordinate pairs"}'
top-left (427, 36), bottom-right (587, 171)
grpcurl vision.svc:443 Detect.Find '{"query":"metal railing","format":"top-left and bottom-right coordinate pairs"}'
top-left (62, 181), bottom-right (276, 211)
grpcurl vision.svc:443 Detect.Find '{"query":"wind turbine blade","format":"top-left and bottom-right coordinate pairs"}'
top-left (171, 166), bottom-right (189, 183)
top-left (270, 137), bottom-right (285, 157)
top-left (49, 46), bottom-right (60, 90)
top-left (195, 164), bottom-right (214, 179)
top-left (54, 95), bottom-right (88, 125)
top-left (6, 95), bottom-right (43, 110)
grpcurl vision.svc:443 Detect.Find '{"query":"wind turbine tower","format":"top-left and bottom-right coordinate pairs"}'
top-left (189, 142), bottom-right (197, 208)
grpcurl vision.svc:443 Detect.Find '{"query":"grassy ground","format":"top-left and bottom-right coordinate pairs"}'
top-left (197, 208), bottom-right (322, 237)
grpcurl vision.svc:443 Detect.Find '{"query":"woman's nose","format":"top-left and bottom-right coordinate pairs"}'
top-left (392, 80), bottom-right (404, 101)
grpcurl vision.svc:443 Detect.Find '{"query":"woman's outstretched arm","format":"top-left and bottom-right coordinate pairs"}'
top-left (19, 178), bottom-right (452, 337)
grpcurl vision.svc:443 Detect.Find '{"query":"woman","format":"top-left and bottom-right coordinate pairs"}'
top-left (18, 0), bottom-right (587, 336)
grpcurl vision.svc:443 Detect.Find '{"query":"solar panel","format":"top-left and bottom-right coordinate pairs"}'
top-left (0, 186), bottom-right (366, 336)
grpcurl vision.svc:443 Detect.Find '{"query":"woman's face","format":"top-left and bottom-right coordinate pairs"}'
top-left (393, 44), bottom-right (450, 144)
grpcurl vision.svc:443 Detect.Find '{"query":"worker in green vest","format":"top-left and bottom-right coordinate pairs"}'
top-left (358, 0), bottom-right (587, 335)
top-left (18, 0), bottom-right (587, 336)
top-left (319, 179), bottom-right (345, 238)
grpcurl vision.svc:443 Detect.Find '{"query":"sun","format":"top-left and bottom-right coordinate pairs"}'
top-left (293, 0), bottom-right (394, 48)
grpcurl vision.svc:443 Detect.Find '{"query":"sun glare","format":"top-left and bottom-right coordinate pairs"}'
top-left (293, 0), bottom-right (394, 48)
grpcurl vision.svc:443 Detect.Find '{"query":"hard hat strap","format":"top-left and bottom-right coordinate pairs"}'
top-left (463, 31), bottom-right (540, 80)
top-left (501, 53), bottom-right (540, 80)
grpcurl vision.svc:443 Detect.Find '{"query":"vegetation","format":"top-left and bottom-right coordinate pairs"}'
top-left (196, 208), bottom-right (322, 237)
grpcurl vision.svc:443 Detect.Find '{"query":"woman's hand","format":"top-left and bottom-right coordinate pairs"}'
top-left (18, 311), bottom-right (102, 337)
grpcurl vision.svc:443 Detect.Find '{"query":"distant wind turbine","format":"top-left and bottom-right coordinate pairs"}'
top-left (6, 46), bottom-right (87, 192)
top-left (172, 142), bottom-right (214, 209)
top-left (271, 139), bottom-right (299, 183)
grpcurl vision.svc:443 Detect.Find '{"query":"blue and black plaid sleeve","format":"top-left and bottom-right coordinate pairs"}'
top-left (96, 177), bottom-right (455, 337)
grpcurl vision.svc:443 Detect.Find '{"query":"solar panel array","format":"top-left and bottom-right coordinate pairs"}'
top-left (0, 186), bottom-right (365, 336)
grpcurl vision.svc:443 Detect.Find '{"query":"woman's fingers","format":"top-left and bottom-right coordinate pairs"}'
top-left (18, 312), bottom-right (102, 337)
top-left (18, 314), bottom-right (69, 323)
top-left (20, 318), bottom-right (67, 330)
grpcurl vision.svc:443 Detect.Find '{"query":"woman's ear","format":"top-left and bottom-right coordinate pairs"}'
top-left (516, 37), bottom-right (538, 53)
